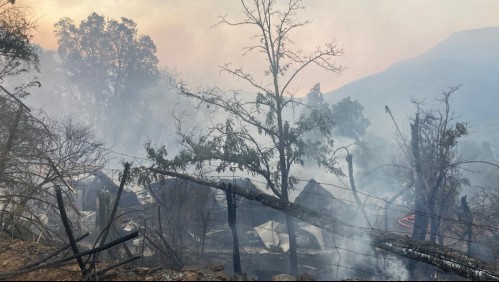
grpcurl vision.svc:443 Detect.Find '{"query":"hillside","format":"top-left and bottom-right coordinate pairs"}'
top-left (324, 26), bottom-right (499, 141)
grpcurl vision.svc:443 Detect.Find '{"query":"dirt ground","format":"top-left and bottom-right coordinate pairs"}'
top-left (0, 239), bottom-right (237, 281)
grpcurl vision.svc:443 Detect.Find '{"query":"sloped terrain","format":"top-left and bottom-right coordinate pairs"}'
top-left (324, 26), bottom-right (499, 140)
top-left (0, 238), bottom-right (235, 281)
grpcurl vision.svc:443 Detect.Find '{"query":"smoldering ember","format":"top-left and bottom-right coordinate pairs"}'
top-left (1, 0), bottom-right (498, 281)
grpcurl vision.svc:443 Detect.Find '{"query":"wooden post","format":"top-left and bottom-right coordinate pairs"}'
top-left (225, 183), bottom-right (242, 275)
top-left (88, 163), bottom-right (130, 274)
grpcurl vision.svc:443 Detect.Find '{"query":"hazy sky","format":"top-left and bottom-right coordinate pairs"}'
top-left (22, 0), bottom-right (499, 95)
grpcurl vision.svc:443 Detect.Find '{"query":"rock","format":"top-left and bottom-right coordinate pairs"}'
top-left (213, 271), bottom-right (229, 281)
top-left (232, 273), bottom-right (249, 281)
top-left (135, 267), bottom-right (150, 274)
top-left (298, 273), bottom-right (315, 281)
top-left (272, 273), bottom-right (296, 281)
top-left (182, 270), bottom-right (200, 281)
top-left (211, 263), bottom-right (225, 272)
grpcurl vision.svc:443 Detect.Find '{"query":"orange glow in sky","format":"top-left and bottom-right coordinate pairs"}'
top-left (21, 0), bottom-right (499, 95)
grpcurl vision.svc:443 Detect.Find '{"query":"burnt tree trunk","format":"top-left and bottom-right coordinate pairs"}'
top-left (460, 195), bottom-right (474, 256)
top-left (428, 173), bottom-right (446, 243)
top-left (411, 113), bottom-right (429, 241)
top-left (224, 183), bottom-right (242, 275)
top-left (409, 113), bottom-right (428, 276)
top-left (346, 154), bottom-right (362, 206)
top-left (371, 230), bottom-right (498, 281)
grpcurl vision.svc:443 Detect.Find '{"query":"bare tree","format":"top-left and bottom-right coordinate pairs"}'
top-left (145, 0), bottom-right (343, 275)
top-left (0, 107), bottom-right (105, 240)
top-left (390, 87), bottom-right (476, 276)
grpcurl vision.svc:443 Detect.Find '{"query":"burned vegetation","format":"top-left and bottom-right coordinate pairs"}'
top-left (1, 0), bottom-right (499, 281)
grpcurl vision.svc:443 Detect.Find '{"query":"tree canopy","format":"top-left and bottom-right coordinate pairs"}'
top-left (54, 12), bottom-right (160, 140)
top-left (0, 0), bottom-right (39, 98)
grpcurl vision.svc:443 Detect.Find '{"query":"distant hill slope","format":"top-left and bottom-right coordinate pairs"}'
top-left (324, 26), bottom-right (499, 140)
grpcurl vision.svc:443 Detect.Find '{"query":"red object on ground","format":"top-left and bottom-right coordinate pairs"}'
top-left (398, 213), bottom-right (431, 232)
top-left (399, 213), bottom-right (416, 228)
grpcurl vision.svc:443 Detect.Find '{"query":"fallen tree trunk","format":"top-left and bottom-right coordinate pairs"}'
top-left (370, 230), bottom-right (499, 281)
top-left (148, 168), bottom-right (350, 236)
top-left (149, 168), bottom-right (499, 281)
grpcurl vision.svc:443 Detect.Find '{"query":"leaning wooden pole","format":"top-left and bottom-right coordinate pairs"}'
top-left (55, 185), bottom-right (88, 280)
top-left (148, 168), bottom-right (499, 281)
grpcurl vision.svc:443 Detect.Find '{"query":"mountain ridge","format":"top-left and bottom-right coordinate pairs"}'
top-left (323, 26), bottom-right (499, 140)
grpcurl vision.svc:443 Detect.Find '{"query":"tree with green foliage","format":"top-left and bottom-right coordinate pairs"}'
top-left (0, 0), bottom-right (38, 82)
top-left (144, 0), bottom-right (344, 275)
top-left (54, 12), bottom-right (159, 140)
top-left (0, 0), bottom-right (39, 99)
top-left (306, 85), bottom-right (369, 142)
top-left (331, 96), bottom-right (370, 141)
top-left (407, 87), bottom-right (469, 243)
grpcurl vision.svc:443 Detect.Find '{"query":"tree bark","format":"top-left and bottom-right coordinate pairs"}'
top-left (346, 154), bottom-right (362, 206)
top-left (286, 214), bottom-right (298, 275)
top-left (460, 195), bottom-right (474, 256)
top-left (225, 183), bottom-right (242, 275)
top-left (408, 113), bottom-right (427, 275)
top-left (370, 230), bottom-right (498, 281)
top-left (411, 114), bottom-right (429, 241)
